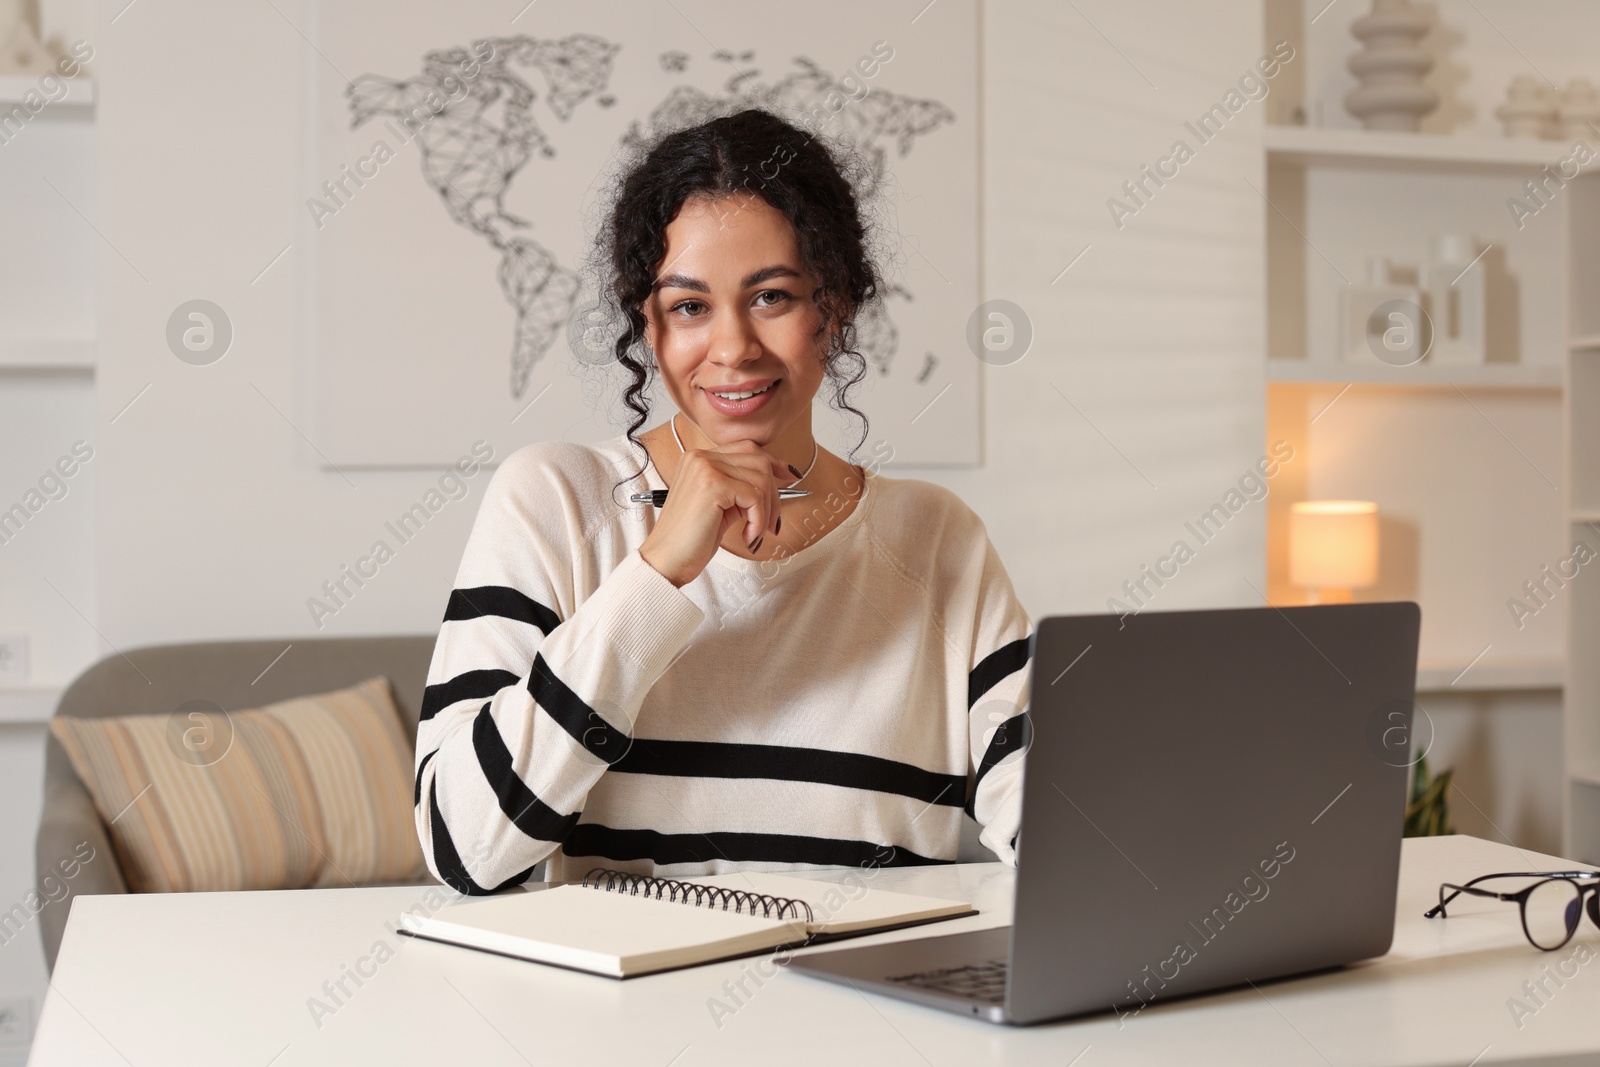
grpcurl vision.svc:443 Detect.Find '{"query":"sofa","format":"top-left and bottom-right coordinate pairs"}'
top-left (36, 635), bottom-right (437, 971)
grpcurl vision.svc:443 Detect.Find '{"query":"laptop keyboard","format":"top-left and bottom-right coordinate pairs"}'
top-left (887, 958), bottom-right (1009, 1003)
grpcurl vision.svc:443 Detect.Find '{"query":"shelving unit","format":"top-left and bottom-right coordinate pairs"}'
top-left (1267, 360), bottom-right (1562, 389)
top-left (1264, 124), bottom-right (1572, 170)
top-left (1415, 659), bottom-right (1565, 693)
top-left (0, 688), bottom-right (62, 725)
top-left (1565, 176), bottom-right (1600, 863)
top-left (0, 74), bottom-right (95, 110)
top-left (0, 338), bottom-right (94, 373)
top-left (1571, 319), bottom-right (1600, 519)
top-left (0, 64), bottom-right (97, 694)
top-left (1262, 114), bottom-right (1580, 855)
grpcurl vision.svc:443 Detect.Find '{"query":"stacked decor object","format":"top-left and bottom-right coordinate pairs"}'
top-left (1496, 75), bottom-right (1600, 140)
top-left (1343, 0), bottom-right (1439, 132)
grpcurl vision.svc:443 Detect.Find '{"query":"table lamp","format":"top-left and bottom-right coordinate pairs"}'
top-left (1289, 500), bottom-right (1379, 603)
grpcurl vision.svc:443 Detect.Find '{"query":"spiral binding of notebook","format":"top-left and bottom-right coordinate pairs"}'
top-left (580, 867), bottom-right (817, 923)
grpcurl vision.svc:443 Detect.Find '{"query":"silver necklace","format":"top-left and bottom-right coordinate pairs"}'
top-left (671, 413), bottom-right (818, 488)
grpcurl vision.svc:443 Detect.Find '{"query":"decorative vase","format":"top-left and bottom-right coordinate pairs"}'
top-left (1557, 78), bottom-right (1600, 141)
top-left (1496, 75), bottom-right (1557, 139)
top-left (1343, 0), bottom-right (1439, 132)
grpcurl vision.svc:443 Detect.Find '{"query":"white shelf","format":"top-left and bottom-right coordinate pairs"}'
top-left (1265, 125), bottom-right (1574, 170)
top-left (1416, 659), bottom-right (1564, 693)
top-left (0, 74), bottom-right (95, 111)
top-left (1571, 335), bottom-right (1600, 352)
top-left (0, 688), bottom-right (61, 725)
top-left (1267, 360), bottom-right (1562, 390)
top-left (1572, 511), bottom-right (1600, 524)
top-left (0, 337), bottom-right (94, 371)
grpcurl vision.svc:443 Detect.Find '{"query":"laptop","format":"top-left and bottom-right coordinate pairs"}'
top-left (790, 601), bottom-right (1421, 1025)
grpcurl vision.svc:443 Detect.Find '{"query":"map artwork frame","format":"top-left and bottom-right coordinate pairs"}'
top-left (310, 0), bottom-right (980, 467)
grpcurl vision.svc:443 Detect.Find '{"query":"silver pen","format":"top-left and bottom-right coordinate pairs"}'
top-left (628, 488), bottom-right (812, 508)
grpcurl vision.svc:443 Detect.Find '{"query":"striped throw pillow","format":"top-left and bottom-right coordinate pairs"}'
top-left (50, 675), bottom-right (425, 893)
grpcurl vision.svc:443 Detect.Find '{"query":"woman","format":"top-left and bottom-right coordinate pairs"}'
top-left (415, 108), bottom-right (1033, 893)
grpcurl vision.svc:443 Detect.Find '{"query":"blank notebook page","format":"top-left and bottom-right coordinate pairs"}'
top-left (405, 885), bottom-right (805, 977)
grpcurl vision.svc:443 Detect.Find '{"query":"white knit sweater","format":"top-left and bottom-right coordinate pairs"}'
top-left (414, 434), bottom-right (1033, 891)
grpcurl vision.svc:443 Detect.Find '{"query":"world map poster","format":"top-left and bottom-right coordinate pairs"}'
top-left (310, 0), bottom-right (979, 466)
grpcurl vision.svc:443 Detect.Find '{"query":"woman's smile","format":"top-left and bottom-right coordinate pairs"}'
top-left (702, 377), bottom-right (781, 416)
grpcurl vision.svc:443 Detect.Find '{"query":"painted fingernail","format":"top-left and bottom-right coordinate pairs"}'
top-left (752, 535), bottom-right (764, 552)
top-left (776, 516), bottom-right (782, 534)
top-left (788, 464), bottom-right (803, 478)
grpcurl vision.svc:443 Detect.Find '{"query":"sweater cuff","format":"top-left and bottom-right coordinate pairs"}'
top-left (581, 548), bottom-right (704, 679)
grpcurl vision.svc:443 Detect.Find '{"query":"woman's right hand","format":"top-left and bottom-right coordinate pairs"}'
top-left (639, 439), bottom-right (794, 587)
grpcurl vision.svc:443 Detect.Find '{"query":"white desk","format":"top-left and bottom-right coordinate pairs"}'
top-left (32, 835), bottom-right (1600, 1065)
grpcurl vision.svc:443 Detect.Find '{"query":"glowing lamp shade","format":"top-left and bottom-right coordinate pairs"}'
top-left (1289, 501), bottom-right (1379, 604)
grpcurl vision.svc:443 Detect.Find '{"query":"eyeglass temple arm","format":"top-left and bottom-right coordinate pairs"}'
top-left (1425, 871), bottom-right (1600, 919)
top-left (1425, 879), bottom-right (1520, 919)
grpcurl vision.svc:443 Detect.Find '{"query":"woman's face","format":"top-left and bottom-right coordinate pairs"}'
top-left (642, 192), bottom-right (829, 447)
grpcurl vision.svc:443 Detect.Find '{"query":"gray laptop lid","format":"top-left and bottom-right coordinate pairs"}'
top-left (1007, 601), bottom-right (1420, 1024)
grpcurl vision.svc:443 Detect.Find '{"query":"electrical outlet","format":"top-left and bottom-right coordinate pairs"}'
top-left (0, 996), bottom-right (33, 1047)
top-left (0, 635), bottom-right (28, 686)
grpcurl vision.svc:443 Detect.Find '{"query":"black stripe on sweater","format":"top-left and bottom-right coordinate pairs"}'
top-left (419, 668), bottom-right (520, 722)
top-left (561, 824), bottom-right (949, 869)
top-left (426, 789), bottom-right (538, 896)
top-left (414, 748), bottom-right (436, 808)
top-left (427, 789), bottom-right (478, 894)
top-left (472, 705), bottom-right (581, 843)
top-left (527, 652), bottom-right (632, 765)
top-left (443, 585), bottom-right (561, 634)
top-left (612, 739), bottom-right (965, 807)
top-left (965, 711), bottom-right (1033, 818)
top-left (968, 636), bottom-right (1031, 708)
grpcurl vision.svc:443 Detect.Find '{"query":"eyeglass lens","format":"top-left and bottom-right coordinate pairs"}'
top-left (1524, 879), bottom-right (1586, 949)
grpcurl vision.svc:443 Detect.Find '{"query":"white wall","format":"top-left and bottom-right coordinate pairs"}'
top-left (89, 1), bottom-right (485, 647)
top-left (927, 1), bottom-right (1272, 617)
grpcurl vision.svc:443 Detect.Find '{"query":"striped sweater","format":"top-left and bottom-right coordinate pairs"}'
top-left (414, 435), bottom-right (1034, 892)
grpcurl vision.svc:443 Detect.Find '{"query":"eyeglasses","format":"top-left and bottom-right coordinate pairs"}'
top-left (1425, 871), bottom-right (1600, 951)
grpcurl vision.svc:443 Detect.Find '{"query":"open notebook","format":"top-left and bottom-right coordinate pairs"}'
top-left (398, 869), bottom-right (976, 978)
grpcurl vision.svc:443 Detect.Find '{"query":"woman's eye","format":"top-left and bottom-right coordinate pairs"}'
top-left (670, 291), bottom-right (790, 317)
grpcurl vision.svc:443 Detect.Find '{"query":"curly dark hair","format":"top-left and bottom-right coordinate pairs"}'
top-left (590, 107), bottom-right (885, 484)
